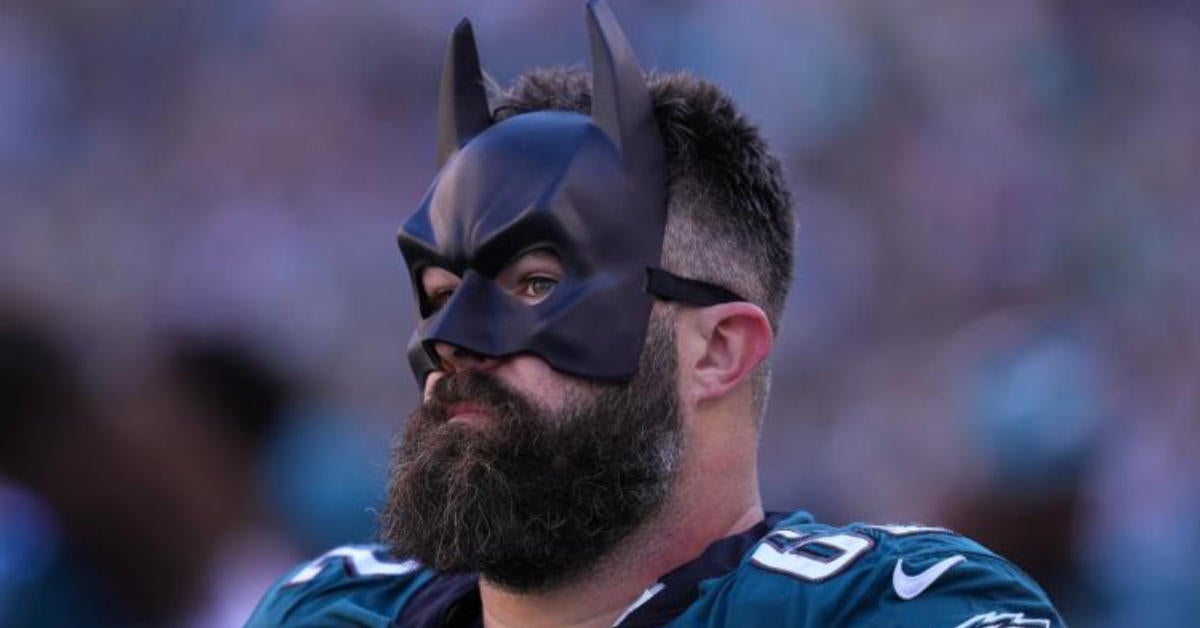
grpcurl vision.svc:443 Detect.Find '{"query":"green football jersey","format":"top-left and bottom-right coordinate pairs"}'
top-left (245, 511), bottom-right (1065, 627)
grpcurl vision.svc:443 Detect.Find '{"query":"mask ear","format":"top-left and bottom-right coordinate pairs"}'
top-left (585, 0), bottom-right (664, 176)
top-left (437, 18), bottom-right (492, 167)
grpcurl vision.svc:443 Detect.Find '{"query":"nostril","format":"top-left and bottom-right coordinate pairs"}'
top-left (433, 341), bottom-right (496, 372)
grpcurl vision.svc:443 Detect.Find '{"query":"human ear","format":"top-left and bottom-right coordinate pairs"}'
top-left (682, 302), bottom-right (773, 405)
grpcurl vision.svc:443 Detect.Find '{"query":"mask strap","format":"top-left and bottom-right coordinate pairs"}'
top-left (645, 267), bottom-right (745, 306)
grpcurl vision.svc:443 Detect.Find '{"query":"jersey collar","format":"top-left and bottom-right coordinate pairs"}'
top-left (393, 512), bottom-right (793, 628)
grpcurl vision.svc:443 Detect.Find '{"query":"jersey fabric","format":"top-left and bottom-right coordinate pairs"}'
top-left (244, 511), bottom-right (1066, 628)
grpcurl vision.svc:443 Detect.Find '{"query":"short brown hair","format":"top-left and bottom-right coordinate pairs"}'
top-left (491, 68), bottom-right (796, 420)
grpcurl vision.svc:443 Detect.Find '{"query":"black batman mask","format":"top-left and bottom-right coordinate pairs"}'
top-left (398, 0), bottom-right (742, 386)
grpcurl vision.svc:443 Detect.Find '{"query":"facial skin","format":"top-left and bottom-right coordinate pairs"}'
top-left (379, 251), bottom-right (685, 592)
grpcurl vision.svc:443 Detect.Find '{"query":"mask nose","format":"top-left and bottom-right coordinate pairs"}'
top-left (432, 341), bottom-right (500, 374)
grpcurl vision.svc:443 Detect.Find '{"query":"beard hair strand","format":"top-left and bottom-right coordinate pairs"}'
top-left (378, 315), bottom-right (682, 592)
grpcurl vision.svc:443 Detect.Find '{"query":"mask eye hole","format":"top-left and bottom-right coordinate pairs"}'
top-left (419, 266), bottom-right (460, 316)
top-left (498, 249), bottom-right (562, 305)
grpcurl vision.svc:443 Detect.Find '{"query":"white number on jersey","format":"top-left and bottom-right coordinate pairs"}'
top-left (287, 546), bottom-right (419, 586)
top-left (751, 530), bottom-right (875, 583)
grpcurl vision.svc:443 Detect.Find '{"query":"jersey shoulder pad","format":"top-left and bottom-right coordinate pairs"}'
top-left (244, 544), bottom-right (433, 628)
top-left (692, 513), bottom-right (1066, 627)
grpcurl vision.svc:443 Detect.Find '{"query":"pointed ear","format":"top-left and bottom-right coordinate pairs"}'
top-left (585, 0), bottom-right (663, 173)
top-left (436, 19), bottom-right (492, 167)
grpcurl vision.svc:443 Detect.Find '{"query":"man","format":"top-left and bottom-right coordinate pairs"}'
top-left (246, 2), bottom-right (1066, 626)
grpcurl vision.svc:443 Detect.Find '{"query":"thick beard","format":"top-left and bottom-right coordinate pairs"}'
top-left (378, 315), bottom-right (681, 592)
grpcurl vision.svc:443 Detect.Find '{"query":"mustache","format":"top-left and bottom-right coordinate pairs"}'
top-left (420, 371), bottom-right (528, 422)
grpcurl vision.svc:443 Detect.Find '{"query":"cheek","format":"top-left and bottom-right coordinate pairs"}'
top-left (498, 355), bottom-right (577, 412)
top-left (423, 372), bottom-right (445, 403)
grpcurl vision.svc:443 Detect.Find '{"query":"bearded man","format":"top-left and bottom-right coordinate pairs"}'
top-left (246, 2), bottom-right (1066, 627)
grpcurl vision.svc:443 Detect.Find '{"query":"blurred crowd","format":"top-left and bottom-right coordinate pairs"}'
top-left (0, 1), bottom-right (1197, 626)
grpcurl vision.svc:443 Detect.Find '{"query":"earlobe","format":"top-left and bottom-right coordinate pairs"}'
top-left (688, 303), bottom-right (773, 404)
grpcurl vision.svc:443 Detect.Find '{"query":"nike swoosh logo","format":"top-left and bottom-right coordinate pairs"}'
top-left (892, 554), bottom-right (966, 600)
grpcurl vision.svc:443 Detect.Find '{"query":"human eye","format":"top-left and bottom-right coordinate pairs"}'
top-left (498, 249), bottom-right (562, 305)
top-left (516, 274), bottom-right (558, 302)
top-left (420, 266), bottom-right (460, 315)
top-left (427, 286), bottom-right (456, 312)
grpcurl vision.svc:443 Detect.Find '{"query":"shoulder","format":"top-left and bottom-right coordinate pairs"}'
top-left (244, 544), bottom-right (435, 628)
top-left (687, 512), bottom-right (1067, 628)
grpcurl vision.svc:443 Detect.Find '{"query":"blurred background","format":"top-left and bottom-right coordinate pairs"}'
top-left (0, 0), bottom-right (1197, 626)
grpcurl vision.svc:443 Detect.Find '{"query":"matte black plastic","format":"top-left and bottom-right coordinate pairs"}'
top-left (398, 0), bottom-right (738, 386)
top-left (436, 19), bottom-right (491, 168)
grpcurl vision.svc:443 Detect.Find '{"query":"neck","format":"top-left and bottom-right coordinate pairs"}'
top-left (479, 472), bottom-right (763, 628)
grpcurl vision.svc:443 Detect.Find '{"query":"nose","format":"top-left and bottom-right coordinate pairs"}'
top-left (432, 341), bottom-right (500, 374)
